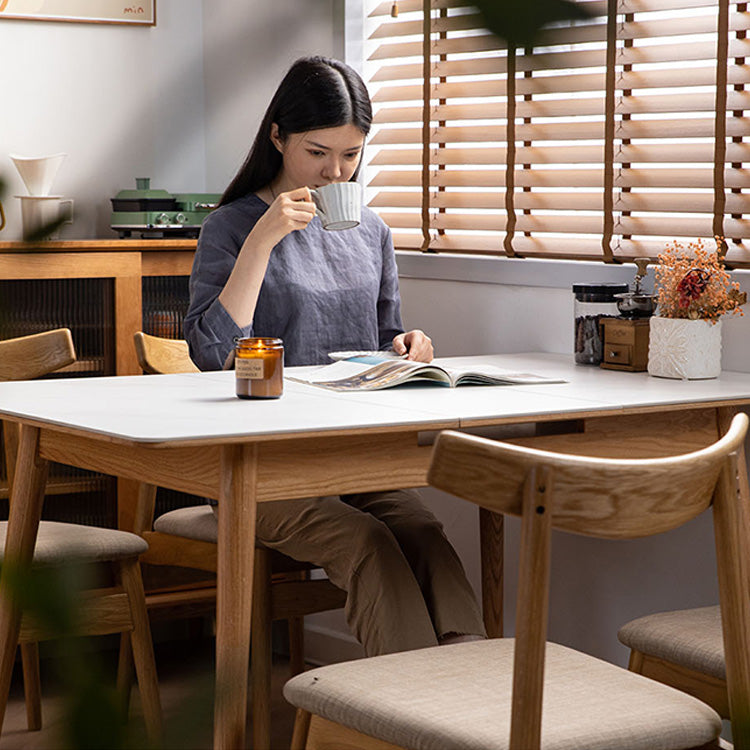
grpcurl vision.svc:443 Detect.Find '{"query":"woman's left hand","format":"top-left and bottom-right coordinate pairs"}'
top-left (392, 329), bottom-right (433, 362)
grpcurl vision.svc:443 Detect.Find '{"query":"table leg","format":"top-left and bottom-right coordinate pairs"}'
top-left (480, 507), bottom-right (504, 638)
top-left (214, 443), bottom-right (258, 750)
top-left (0, 426), bottom-right (49, 734)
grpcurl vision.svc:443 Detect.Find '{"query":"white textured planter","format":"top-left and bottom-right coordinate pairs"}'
top-left (647, 316), bottom-right (722, 380)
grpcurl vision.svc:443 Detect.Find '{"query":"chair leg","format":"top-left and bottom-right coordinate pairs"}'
top-left (116, 631), bottom-right (134, 719)
top-left (288, 617), bottom-right (305, 677)
top-left (290, 708), bottom-right (311, 750)
top-left (288, 569), bottom-right (308, 677)
top-left (118, 558), bottom-right (162, 745)
top-left (627, 649), bottom-right (644, 673)
top-left (20, 643), bottom-right (42, 731)
top-left (251, 547), bottom-right (272, 750)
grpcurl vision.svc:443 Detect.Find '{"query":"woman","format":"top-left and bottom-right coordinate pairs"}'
top-left (184, 55), bottom-right (485, 655)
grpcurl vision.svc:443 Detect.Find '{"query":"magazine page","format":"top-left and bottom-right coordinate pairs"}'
top-left (441, 363), bottom-right (567, 386)
top-left (288, 358), bottom-right (450, 391)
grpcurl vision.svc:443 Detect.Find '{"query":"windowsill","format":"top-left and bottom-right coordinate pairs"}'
top-left (395, 251), bottom-right (633, 288)
top-left (395, 251), bottom-right (750, 289)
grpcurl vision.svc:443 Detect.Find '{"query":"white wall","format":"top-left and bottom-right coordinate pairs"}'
top-left (0, 1), bottom-right (206, 239)
top-left (0, 0), bottom-right (341, 238)
top-left (201, 0), bottom-right (343, 192)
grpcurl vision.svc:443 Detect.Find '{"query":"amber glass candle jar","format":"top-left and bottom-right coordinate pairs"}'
top-left (235, 337), bottom-right (284, 399)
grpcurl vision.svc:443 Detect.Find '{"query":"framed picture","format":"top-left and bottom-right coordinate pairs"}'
top-left (0, 0), bottom-right (155, 26)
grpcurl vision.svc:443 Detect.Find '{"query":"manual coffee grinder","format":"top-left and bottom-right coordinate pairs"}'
top-left (600, 259), bottom-right (656, 372)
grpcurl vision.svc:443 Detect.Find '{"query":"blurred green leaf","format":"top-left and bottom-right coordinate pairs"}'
top-left (0, 170), bottom-right (65, 240)
top-left (472, 0), bottom-right (592, 48)
top-left (5, 564), bottom-right (79, 637)
top-left (23, 215), bottom-right (68, 243)
top-left (1, 562), bottom-right (132, 748)
top-left (64, 673), bottom-right (127, 750)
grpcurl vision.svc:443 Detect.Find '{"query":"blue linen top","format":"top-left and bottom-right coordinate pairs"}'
top-left (183, 193), bottom-right (405, 370)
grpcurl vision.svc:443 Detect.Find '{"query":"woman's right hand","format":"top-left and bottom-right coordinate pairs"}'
top-left (253, 186), bottom-right (316, 249)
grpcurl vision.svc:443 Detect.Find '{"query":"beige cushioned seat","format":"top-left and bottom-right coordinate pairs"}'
top-left (618, 605), bottom-right (724, 680)
top-left (152, 505), bottom-right (315, 573)
top-left (283, 639), bottom-right (721, 750)
top-left (0, 520), bottom-right (148, 567)
top-left (153, 505), bottom-right (217, 542)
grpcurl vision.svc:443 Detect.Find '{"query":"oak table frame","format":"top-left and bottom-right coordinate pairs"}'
top-left (0, 353), bottom-right (749, 749)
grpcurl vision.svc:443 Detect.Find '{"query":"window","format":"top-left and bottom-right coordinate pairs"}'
top-left (363, 0), bottom-right (750, 266)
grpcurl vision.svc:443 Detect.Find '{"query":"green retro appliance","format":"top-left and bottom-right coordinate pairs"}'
top-left (110, 178), bottom-right (221, 238)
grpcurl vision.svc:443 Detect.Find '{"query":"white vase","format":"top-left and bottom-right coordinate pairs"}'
top-left (647, 316), bottom-right (722, 380)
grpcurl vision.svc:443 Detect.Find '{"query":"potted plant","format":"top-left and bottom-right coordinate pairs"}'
top-left (648, 237), bottom-right (745, 380)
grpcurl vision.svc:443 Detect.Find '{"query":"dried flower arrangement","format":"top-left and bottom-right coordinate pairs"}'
top-left (653, 237), bottom-right (746, 323)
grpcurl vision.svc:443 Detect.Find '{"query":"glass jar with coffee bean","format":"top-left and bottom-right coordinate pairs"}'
top-left (572, 283), bottom-right (629, 365)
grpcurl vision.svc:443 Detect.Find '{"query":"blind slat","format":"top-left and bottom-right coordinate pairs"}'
top-left (621, 14), bottom-right (750, 41)
top-left (617, 216), bottom-right (750, 239)
top-left (374, 96), bottom-right (749, 124)
top-left (619, 66), bottom-right (750, 91)
top-left (619, 142), bottom-right (750, 164)
top-left (375, 103), bottom-right (600, 125)
top-left (374, 72), bottom-right (612, 102)
top-left (375, 98), bottom-right (606, 124)
top-left (431, 214), bottom-right (606, 234)
top-left (435, 234), bottom-right (610, 257)
top-left (619, 37), bottom-right (750, 66)
top-left (371, 143), bottom-right (612, 165)
top-left (370, 169), bottom-right (609, 189)
top-left (369, 0), bottom-right (421, 17)
top-left (370, 190), bottom-right (611, 211)
top-left (372, 119), bottom-right (748, 146)
top-left (623, 0), bottom-right (742, 12)
top-left (618, 90), bottom-right (750, 115)
top-left (372, 190), bottom-right (750, 215)
top-left (617, 192), bottom-right (750, 214)
top-left (618, 168), bottom-right (750, 190)
top-left (619, 118), bottom-right (746, 139)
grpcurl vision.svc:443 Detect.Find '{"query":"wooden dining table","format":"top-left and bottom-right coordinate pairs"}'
top-left (1, 352), bottom-right (749, 749)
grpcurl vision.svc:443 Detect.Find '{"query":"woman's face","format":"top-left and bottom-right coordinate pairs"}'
top-left (271, 123), bottom-right (365, 190)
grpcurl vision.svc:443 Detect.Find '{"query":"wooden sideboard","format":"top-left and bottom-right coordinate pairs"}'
top-left (0, 239), bottom-right (198, 534)
top-left (0, 239), bottom-right (196, 375)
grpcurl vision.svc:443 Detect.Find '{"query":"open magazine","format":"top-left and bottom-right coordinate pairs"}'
top-left (288, 355), bottom-right (567, 392)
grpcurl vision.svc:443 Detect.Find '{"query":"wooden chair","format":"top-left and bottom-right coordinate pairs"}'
top-left (128, 331), bottom-right (346, 748)
top-left (618, 603), bottom-right (729, 717)
top-left (0, 329), bottom-right (162, 742)
top-left (284, 414), bottom-right (750, 750)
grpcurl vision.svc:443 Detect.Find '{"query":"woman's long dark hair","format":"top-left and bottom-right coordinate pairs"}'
top-left (219, 56), bottom-right (373, 207)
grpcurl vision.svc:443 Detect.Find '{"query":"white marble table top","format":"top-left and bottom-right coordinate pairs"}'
top-left (349, 353), bottom-right (750, 424)
top-left (0, 353), bottom-right (748, 445)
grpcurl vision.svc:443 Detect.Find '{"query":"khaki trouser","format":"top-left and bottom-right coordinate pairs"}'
top-left (252, 488), bottom-right (486, 657)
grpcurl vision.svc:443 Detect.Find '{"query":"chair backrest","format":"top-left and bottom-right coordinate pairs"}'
top-left (133, 332), bottom-right (199, 375)
top-left (0, 329), bottom-right (75, 382)
top-left (428, 412), bottom-right (750, 750)
top-left (429, 416), bottom-right (748, 539)
top-left (0, 329), bottom-right (77, 491)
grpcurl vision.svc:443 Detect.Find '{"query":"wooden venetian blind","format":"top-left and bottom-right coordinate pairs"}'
top-left (364, 0), bottom-right (750, 266)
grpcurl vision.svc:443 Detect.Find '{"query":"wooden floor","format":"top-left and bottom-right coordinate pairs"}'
top-left (1, 633), bottom-right (298, 750)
